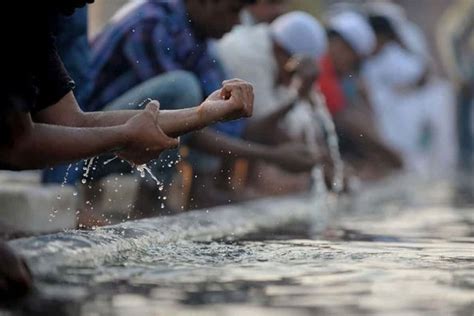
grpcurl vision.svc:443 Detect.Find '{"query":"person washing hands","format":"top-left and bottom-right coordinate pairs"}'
top-left (0, 0), bottom-right (254, 300)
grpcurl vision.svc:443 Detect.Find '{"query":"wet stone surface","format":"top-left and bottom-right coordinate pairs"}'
top-left (2, 179), bottom-right (474, 316)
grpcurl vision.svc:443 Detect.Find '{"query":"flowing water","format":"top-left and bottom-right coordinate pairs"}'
top-left (312, 91), bottom-right (345, 193)
top-left (3, 175), bottom-right (473, 316)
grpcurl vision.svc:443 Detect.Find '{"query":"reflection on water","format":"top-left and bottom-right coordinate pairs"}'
top-left (3, 177), bottom-right (474, 316)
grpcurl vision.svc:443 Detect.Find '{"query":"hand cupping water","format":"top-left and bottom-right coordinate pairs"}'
top-left (118, 102), bottom-right (179, 165)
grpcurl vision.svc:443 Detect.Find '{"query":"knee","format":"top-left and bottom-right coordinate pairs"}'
top-left (166, 71), bottom-right (203, 108)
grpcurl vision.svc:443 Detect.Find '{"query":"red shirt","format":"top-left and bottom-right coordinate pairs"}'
top-left (316, 55), bottom-right (346, 115)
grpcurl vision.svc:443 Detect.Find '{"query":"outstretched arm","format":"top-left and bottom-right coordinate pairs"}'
top-left (0, 104), bottom-right (178, 170)
top-left (34, 79), bottom-right (254, 138)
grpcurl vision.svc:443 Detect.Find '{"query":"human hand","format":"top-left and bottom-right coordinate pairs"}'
top-left (118, 101), bottom-right (179, 165)
top-left (285, 56), bottom-right (319, 99)
top-left (200, 79), bottom-right (254, 122)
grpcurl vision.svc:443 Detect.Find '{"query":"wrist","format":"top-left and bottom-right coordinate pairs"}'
top-left (116, 123), bottom-right (133, 150)
top-left (197, 104), bottom-right (210, 123)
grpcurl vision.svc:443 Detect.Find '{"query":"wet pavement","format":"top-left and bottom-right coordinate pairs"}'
top-left (2, 176), bottom-right (473, 316)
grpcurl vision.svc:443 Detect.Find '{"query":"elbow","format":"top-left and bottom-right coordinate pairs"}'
top-left (0, 145), bottom-right (39, 171)
top-left (0, 133), bottom-right (43, 171)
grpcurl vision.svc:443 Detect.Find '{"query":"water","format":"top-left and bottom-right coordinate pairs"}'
top-left (81, 158), bottom-right (96, 184)
top-left (4, 175), bottom-right (473, 316)
top-left (312, 91), bottom-right (345, 193)
top-left (136, 164), bottom-right (163, 190)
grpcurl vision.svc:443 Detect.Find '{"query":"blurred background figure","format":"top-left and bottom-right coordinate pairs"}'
top-left (438, 0), bottom-right (474, 173)
top-left (317, 10), bottom-right (403, 180)
top-left (218, 11), bottom-right (331, 195)
top-left (241, 0), bottom-right (289, 25)
top-left (364, 1), bottom-right (458, 176)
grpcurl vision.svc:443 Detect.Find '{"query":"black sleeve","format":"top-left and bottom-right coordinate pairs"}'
top-left (34, 34), bottom-right (76, 112)
top-left (0, 9), bottom-right (75, 146)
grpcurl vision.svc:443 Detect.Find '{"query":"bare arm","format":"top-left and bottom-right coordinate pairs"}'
top-left (0, 111), bottom-right (129, 170)
top-left (0, 104), bottom-right (178, 170)
top-left (191, 129), bottom-right (321, 173)
top-left (33, 92), bottom-right (206, 135)
top-left (35, 79), bottom-right (254, 138)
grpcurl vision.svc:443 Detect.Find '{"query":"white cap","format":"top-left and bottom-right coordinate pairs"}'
top-left (328, 11), bottom-right (376, 57)
top-left (270, 11), bottom-right (327, 59)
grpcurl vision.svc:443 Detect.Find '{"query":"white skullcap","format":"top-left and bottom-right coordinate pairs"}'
top-left (270, 11), bottom-right (327, 59)
top-left (328, 11), bottom-right (376, 57)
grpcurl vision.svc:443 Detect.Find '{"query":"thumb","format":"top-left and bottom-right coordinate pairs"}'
top-left (145, 100), bottom-right (160, 113)
top-left (165, 136), bottom-right (180, 149)
top-left (220, 85), bottom-right (232, 100)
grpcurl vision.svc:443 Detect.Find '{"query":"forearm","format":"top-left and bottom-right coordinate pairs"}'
top-left (190, 129), bottom-right (274, 161)
top-left (0, 123), bottom-right (129, 170)
top-left (244, 97), bottom-right (296, 143)
top-left (76, 105), bottom-right (219, 139)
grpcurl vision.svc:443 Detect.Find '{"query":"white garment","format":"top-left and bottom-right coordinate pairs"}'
top-left (364, 42), bottom-right (457, 173)
top-left (363, 42), bottom-right (426, 171)
top-left (217, 24), bottom-right (280, 118)
top-left (217, 24), bottom-right (325, 141)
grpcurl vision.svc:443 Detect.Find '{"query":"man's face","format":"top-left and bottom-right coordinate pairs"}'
top-left (329, 37), bottom-right (360, 75)
top-left (194, 0), bottom-right (251, 39)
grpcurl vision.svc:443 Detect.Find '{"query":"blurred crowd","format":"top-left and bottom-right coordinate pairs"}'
top-left (38, 0), bottom-right (473, 227)
top-left (3, 0), bottom-right (472, 227)
top-left (0, 0), bottom-right (473, 299)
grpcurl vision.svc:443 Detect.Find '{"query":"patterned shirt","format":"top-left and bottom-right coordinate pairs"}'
top-left (86, 0), bottom-right (225, 111)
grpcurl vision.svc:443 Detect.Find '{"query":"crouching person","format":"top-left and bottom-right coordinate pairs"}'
top-left (0, 0), bottom-right (253, 300)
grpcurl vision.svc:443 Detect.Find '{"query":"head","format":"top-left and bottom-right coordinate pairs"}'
top-left (270, 11), bottom-right (327, 85)
top-left (185, 0), bottom-right (256, 39)
top-left (326, 11), bottom-right (375, 74)
top-left (247, 0), bottom-right (289, 24)
top-left (368, 15), bottom-right (399, 53)
top-left (327, 30), bottom-right (360, 75)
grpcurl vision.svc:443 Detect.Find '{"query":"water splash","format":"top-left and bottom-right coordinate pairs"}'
top-left (82, 157), bottom-right (96, 184)
top-left (61, 164), bottom-right (72, 188)
top-left (103, 156), bottom-right (119, 166)
top-left (136, 164), bottom-right (163, 191)
top-left (312, 91), bottom-right (345, 193)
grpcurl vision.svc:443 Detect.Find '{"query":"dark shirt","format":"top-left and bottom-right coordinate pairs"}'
top-left (86, 0), bottom-right (245, 138)
top-left (0, 3), bottom-right (75, 150)
top-left (54, 7), bottom-right (92, 107)
top-left (86, 0), bottom-right (224, 111)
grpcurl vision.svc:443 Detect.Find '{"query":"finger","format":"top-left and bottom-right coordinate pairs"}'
top-left (165, 136), bottom-right (180, 149)
top-left (145, 100), bottom-right (160, 113)
top-left (153, 122), bottom-right (180, 150)
top-left (220, 86), bottom-right (232, 100)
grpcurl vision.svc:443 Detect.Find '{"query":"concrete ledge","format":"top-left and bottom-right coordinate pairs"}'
top-left (0, 171), bottom-right (41, 185)
top-left (0, 183), bottom-right (78, 233)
